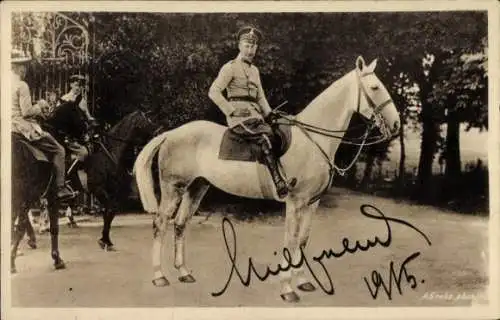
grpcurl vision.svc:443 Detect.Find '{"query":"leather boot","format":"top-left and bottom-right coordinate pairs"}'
top-left (260, 141), bottom-right (292, 198)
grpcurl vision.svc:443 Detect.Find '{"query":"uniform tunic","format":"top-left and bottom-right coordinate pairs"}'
top-left (11, 72), bottom-right (45, 141)
top-left (11, 71), bottom-right (68, 187)
top-left (60, 89), bottom-right (94, 121)
top-left (209, 56), bottom-right (272, 131)
top-left (55, 91), bottom-right (90, 162)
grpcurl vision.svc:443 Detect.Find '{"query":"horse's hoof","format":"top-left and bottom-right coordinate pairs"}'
top-left (54, 260), bottom-right (66, 270)
top-left (11, 265), bottom-right (17, 274)
top-left (98, 239), bottom-right (105, 250)
top-left (280, 291), bottom-right (300, 303)
top-left (297, 282), bottom-right (316, 292)
top-left (98, 239), bottom-right (115, 251)
top-left (178, 274), bottom-right (196, 283)
top-left (67, 222), bottom-right (79, 228)
top-left (152, 277), bottom-right (170, 287)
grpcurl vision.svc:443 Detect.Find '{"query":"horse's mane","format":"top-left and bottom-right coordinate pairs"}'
top-left (107, 111), bottom-right (140, 138)
top-left (297, 69), bottom-right (356, 120)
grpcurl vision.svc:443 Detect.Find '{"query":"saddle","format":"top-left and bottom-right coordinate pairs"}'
top-left (12, 133), bottom-right (50, 163)
top-left (218, 121), bottom-right (292, 163)
top-left (12, 132), bottom-right (87, 174)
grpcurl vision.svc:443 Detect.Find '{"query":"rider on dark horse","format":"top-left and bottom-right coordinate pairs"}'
top-left (208, 26), bottom-right (296, 198)
top-left (44, 74), bottom-right (99, 190)
top-left (11, 48), bottom-right (74, 201)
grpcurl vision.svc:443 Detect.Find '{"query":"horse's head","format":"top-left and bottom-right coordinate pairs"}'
top-left (353, 56), bottom-right (400, 139)
top-left (43, 99), bottom-right (88, 140)
top-left (126, 109), bottom-right (164, 140)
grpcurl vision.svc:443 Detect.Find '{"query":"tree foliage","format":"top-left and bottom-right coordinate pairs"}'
top-left (12, 11), bottom-right (488, 204)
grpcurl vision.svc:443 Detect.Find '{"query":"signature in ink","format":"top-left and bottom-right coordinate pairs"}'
top-left (211, 216), bottom-right (334, 297)
top-left (211, 204), bottom-right (432, 297)
top-left (364, 251), bottom-right (421, 300)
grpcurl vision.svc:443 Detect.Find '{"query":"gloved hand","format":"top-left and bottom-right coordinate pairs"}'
top-left (231, 109), bottom-right (251, 117)
top-left (37, 99), bottom-right (50, 113)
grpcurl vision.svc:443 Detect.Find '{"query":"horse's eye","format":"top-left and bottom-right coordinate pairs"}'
top-left (370, 84), bottom-right (379, 91)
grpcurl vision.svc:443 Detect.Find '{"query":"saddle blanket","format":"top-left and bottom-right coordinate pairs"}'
top-left (218, 123), bottom-right (292, 163)
top-left (12, 133), bottom-right (50, 163)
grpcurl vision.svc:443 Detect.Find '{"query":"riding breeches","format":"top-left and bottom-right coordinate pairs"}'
top-left (229, 117), bottom-right (273, 148)
top-left (30, 133), bottom-right (66, 187)
top-left (229, 117), bottom-right (288, 196)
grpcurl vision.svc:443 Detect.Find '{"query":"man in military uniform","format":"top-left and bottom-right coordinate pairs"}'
top-left (208, 26), bottom-right (295, 198)
top-left (57, 74), bottom-right (97, 163)
top-left (60, 74), bottom-right (97, 125)
top-left (11, 49), bottom-right (74, 200)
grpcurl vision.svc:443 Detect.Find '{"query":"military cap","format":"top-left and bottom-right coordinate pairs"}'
top-left (11, 48), bottom-right (32, 64)
top-left (69, 74), bottom-right (88, 84)
top-left (237, 26), bottom-right (263, 44)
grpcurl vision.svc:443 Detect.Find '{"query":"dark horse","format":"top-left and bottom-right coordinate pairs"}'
top-left (11, 132), bottom-right (65, 273)
top-left (85, 110), bottom-right (161, 251)
top-left (11, 103), bottom-right (161, 273)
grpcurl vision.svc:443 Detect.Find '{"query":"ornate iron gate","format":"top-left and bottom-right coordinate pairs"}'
top-left (12, 12), bottom-right (93, 112)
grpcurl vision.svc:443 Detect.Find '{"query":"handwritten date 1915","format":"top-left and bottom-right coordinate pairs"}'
top-left (364, 251), bottom-right (421, 300)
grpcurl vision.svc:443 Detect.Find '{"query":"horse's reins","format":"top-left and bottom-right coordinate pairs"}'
top-left (275, 75), bottom-right (393, 146)
top-left (272, 72), bottom-right (393, 204)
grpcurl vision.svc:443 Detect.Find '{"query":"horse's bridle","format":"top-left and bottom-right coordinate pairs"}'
top-left (354, 71), bottom-right (394, 139)
top-left (92, 110), bottom-right (159, 166)
top-left (274, 71), bottom-right (394, 205)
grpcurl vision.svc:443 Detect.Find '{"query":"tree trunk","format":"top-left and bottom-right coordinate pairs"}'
top-left (416, 102), bottom-right (439, 203)
top-left (413, 56), bottom-right (444, 204)
top-left (443, 108), bottom-right (461, 200)
top-left (360, 151), bottom-right (375, 189)
top-left (397, 112), bottom-right (406, 189)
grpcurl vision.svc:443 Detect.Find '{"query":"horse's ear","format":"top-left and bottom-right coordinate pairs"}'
top-left (356, 56), bottom-right (365, 72)
top-left (367, 58), bottom-right (378, 71)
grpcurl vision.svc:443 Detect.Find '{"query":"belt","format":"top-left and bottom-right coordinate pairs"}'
top-left (229, 96), bottom-right (257, 103)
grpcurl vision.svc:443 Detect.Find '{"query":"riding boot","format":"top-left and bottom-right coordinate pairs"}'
top-left (260, 142), bottom-right (292, 199)
top-left (53, 150), bottom-right (77, 200)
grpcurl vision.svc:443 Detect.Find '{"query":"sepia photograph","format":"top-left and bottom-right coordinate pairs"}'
top-left (1, 1), bottom-right (499, 319)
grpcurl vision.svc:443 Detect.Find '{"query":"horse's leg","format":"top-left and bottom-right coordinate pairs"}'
top-left (279, 198), bottom-right (301, 302)
top-left (25, 211), bottom-right (37, 249)
top-left (39, 198), bottom-right (50, 234)
top-left (66, 205), bottom-right (78, 228)
top-left (11, 207), bottom-right (28, 273)
top-left (293, 200), bottom-right (319, 292)
top-left (100, 207), bottom-right (117, 251)
top-left (48, 193), bottom-right (65, 270)
top-left (174, 178), bottom-right (210, 283)
top-left (152, 179), bottom-right (183, 287)
top-left (93, 188), bottom-right (116, 251)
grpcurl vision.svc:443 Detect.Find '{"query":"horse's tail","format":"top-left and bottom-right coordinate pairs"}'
top-left (133, 132), bottom-right (169, 213)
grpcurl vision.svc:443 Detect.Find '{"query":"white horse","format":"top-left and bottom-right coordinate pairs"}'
top-left (133, 56), bottom-right (400, 302)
